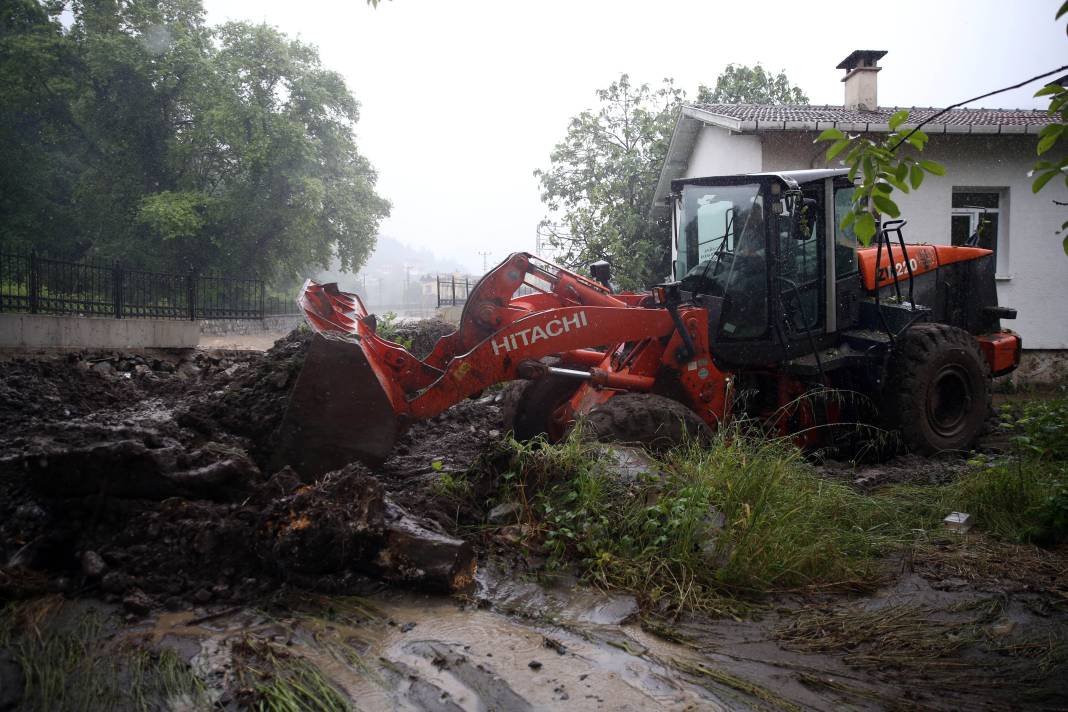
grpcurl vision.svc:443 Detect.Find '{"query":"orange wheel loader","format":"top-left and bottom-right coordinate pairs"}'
top-left (274, 169), bottom-right (1020, 477)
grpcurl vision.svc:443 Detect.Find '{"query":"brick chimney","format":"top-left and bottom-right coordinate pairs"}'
top-left (837, 50), bottom-right (887, 112)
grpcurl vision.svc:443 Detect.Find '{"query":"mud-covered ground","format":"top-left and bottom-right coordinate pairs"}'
top-left (1, 326), bottom-right (1066, 710)
top-left (0, 328), bottom-right (493, 610)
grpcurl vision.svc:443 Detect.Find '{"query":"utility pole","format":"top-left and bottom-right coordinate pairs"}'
top-left (404, 264), bottom-right (412, 314)
top-left (477, 251), bottom-right (491, 273)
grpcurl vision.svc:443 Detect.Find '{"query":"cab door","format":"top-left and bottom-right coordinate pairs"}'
top-left (774, 182), bottom-right (825, 354)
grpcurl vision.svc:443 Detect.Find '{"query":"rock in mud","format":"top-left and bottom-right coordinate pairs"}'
top-left (163, 451), bottom-right (260, 499)
top-left (487, 501), bottom-right (521, 523)
top-left (122, 588), bottom-right (154, 615)
top-left (259, 464), bottom-right (475, 592)
top-left (377, 503), bottom-right (476, 592)
top-left (80, 550), bottom-right (107, 578)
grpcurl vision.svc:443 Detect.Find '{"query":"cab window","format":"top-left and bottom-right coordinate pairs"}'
top-left (833, 187), bottom-right (859, 277)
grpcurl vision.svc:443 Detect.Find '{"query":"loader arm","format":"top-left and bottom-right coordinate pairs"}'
top-left (275, 253), bottom-right (688, 476)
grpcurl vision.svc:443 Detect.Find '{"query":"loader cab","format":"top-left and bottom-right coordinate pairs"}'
top-left (670, 169), bottom-right (858, 369)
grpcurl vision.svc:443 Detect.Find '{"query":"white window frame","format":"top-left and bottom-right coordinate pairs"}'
top-left (951, 187), bottom-right (1010, 280)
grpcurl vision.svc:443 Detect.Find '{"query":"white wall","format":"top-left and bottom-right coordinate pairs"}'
top-left (760, 131), bottom-right (1068, 350)
top-left (685, 125), bottom-right (762, 178)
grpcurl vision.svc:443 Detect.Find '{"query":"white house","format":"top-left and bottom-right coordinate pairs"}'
top-left (654, 50), bottom-right (1067, 381)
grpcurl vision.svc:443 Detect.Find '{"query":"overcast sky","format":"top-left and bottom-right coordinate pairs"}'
top-left (203, 0), bottom-right (1065, 275)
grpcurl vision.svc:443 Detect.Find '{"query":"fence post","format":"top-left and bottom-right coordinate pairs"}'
top-left (259, 280), bottom-right (265, 320)
top-left (451, 275), bottom-right (456, 306)
top-left (187, 270), bottom-right (196, 321)
top-left (113, 261), bottom-right (123, 319)
top-left (28, 251), bottom-right (39, 314)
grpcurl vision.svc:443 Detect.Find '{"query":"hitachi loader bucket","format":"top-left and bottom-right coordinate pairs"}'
top-left (273, 281), bottom-right (406, 476)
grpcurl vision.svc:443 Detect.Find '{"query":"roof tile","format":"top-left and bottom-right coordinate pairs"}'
top-left (690, 103), bottom-right (1052, 128)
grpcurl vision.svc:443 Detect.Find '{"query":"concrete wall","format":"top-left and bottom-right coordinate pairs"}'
top-left (0, 313), bottom-right (200, 349)
top-left (1010, 349), bottom-right (1068, 387)
top-left (199, 315), bottom-right (303, 336)
top-left (684, 128), bottom-right (1066, 350)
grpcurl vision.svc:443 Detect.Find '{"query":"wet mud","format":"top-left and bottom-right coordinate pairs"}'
top-left (2, 325), bottom-right (1066, 710)
top-left (0, 327), bottom-right (487, 609)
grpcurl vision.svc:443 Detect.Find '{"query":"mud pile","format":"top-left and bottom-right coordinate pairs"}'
top-left (174, 329), bottom-right (312, 468)
top-left (0, 322), bottom-right (491, 611)
top-left (391, 318), bottom-right (456, 359)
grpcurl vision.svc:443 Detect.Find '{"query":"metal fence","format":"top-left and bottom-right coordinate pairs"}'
top-left (0, 252), bottom-right (300, 320)
top-left (435, 273), bottom-right (545, 307)
top-left (436, 275), bottom-right (473, 307)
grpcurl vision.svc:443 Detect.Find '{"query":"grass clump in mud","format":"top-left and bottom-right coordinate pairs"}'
top-left (233, 637), bottom-right (351, 712)
top-left (0, 597), bottom-right (206, 711)
top-left (498, 427), bottom-right (920, 612)
top-left (775, 599), bottom-right (1068, 701)
top-left (893, 392), bottom-right (1068, 546)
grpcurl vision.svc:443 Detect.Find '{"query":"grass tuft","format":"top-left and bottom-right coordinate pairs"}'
top-left (0, 597), bottom-right (207, 711)
top-left (497, 426), bottom-right (927, 613)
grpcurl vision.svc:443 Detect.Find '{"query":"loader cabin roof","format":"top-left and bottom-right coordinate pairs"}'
top-left (671, 168), bottom-right (850, 191)
top-left (653, 103), bottom-right (1054, 212)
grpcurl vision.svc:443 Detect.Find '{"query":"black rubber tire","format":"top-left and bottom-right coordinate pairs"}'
top-left (579, 393), bottom-right (711, 450)
top-left (502, 375), bottom-right (581, 441)
top-left (884, 323), bottom-right (991, 455)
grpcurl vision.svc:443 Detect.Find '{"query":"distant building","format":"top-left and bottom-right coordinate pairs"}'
top-left (654, 50), bottom-right (1067, 378)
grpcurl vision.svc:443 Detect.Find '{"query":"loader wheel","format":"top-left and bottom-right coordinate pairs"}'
top-left (579, 393), bottom-right (711, 450)
top-left (885, 323), bottom-right (991, 455)
top-left (503, 375), bottom-right (581, 441)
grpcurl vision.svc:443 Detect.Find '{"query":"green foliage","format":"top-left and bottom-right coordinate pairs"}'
top-left (0, 0), bottom-right (389, 282)
top-left (1031, 81), bottom-right (1068, 246)
top-left (137, 190), bottom-right (213, 241)
top-left (696, 63), bottom-right (809, 105)
top-left (374, 311), bottom-right (413, 350)
top-left (500, 428), bottom-right (918, 612)
top-left (1001, 392), bottom-right (1068, 462)
top-left (922, 394), bottom-right (1068, 545)
top-left (815, 121), bottom-right (945, 245)
top-left (944, 457), bottom-right (1067, 546)
top-left (431, 470), bottom-right (472, 500)
top-left (535, 75), bottom-right (683, 289)
top-left (0, 597), bottom-right (207, 711)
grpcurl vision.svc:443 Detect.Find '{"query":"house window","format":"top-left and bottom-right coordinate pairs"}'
top-left (951, 189), bottom-right (1009, 277)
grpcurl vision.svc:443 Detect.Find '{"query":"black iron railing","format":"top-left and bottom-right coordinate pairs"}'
top-left (436, 275), bottom-right (473, 307)
top-left (0, 252), bottom-right (302, 320)
top-left (435, 273), bottom-right (543, 307)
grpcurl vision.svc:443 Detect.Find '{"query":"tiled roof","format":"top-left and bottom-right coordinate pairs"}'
top-left (689, 103), bottom-right (1052, 130)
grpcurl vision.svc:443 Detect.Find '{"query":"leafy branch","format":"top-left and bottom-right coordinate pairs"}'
top-left (1032, 80), bottom-right (1068, 254)
top-left (815, 0), bottom-right (1068, 253)
top-left (815, 113), bottom-right (944, 245)
top-left (816, 57), bottom-right (1068, 249)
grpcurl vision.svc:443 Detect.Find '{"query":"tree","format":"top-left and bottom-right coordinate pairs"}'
top-left (535, 75), bottom-right (683, 289)
top-left (0, 0), bottom-right (389, 282)
top-left (696, 63), bottom-right (808, 105)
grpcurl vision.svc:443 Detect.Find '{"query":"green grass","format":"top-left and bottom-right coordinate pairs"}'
top-left (0, 597), bottom-right (207, 711)
top-left (495, 393), bottom-right (1068, 614)
top-left (430, 470), bottom-right (473, 500)
top-left (898, 393), bottom-right (1068, 545)
top-left (496, 427), bottom-right (926, 613)
top-left (233, 637), bottom-right (352, 712)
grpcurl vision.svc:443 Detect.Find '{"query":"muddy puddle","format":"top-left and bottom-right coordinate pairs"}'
top-left (9, 563), bottom-right (1060, 711)
top-left (114, 583), bottom-right (725, 711)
